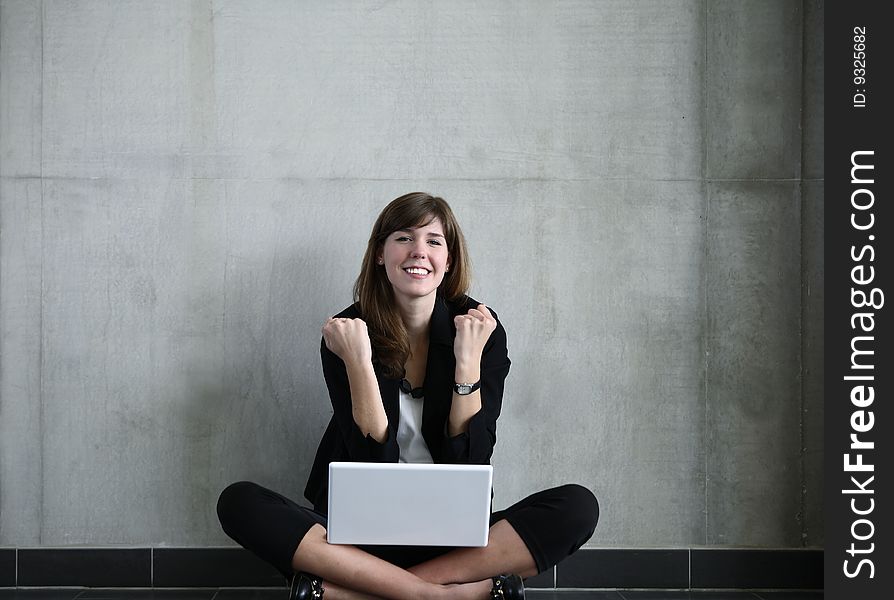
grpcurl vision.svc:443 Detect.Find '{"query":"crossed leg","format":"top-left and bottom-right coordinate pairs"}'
top-left (291, 520), bottom-right (536, 599)
top-left (408, 519), bottom-right (538, 583)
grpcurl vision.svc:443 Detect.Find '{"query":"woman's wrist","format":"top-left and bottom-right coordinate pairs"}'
top-left (454, 361), bottom-right (480, 384)
top-left (345, 358), bottom-right (376, 379)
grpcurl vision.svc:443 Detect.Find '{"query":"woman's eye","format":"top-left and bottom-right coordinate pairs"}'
top-left (396, 236), bottom-right (411, 242)
top-left (428, 240), bottom-right (442, 246)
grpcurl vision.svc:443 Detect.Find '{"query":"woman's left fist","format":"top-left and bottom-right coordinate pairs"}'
top-left (453, 304), bottom-right (497, 367)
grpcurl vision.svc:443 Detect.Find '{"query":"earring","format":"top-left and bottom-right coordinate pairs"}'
top-left (377, 259), bottom-right (384, 265)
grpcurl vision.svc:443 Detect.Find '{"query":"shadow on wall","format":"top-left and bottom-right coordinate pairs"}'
top-left (175, 244), bottom-right (343, 542)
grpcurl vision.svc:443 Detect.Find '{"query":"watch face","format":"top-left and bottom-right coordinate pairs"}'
top-left (456, 384), bottom-right (472, 395)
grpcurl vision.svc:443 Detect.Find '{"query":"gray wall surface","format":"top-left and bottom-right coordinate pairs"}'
top-left (0, 0), bottom-right (823, 549)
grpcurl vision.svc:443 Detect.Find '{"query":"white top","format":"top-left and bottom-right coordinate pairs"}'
top-left (397, 388), bottom-right (434, 463)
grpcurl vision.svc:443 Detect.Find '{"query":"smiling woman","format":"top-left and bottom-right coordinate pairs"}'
top-left (216, 193), bottom-right (599, 600)
top-left (354, 193), bottom-right (473, 381)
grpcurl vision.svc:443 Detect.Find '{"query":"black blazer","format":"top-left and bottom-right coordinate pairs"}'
top-left (304, 295), bottom-right (511, 512)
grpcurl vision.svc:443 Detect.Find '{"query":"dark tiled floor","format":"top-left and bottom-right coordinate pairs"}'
top-left (0, 591), bottom-right (823, 600)
top-left (3, 548), bottom-right (821, 592)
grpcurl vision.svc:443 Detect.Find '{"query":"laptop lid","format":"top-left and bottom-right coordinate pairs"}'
top-left (326, 462), bottom-right (493, 546)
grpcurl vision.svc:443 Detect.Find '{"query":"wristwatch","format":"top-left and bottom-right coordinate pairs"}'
top-left (454, 381), bottom-right (481, 395)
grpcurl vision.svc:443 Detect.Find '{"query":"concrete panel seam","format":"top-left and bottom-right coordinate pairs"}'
top-left (0, 158), bottom-right (2, 551)
top-left (797, 0), bottom-right (806, 182)
top-left (6, 175), bottom-right (811, 184)
top-left (702, 0), bottom-right (710, 536)
top-left (9, 175), bottom-right (726, 183)
top-left (39, 0), bottom-right (44, 184)
top-left (37, 181), bottom-right (45, 546)
top-left (704, 178), bottom-right (803, 183)
top-left (38, 0), bottom-right (45, 546)
top-left (702, 0), bottom-right (708, 181)
top-left (702, 182), bottom-right (709, 546)
top-left (798, 181), bottom-right (807, 547)
top-left (797, 0), bottom-right (808, 547)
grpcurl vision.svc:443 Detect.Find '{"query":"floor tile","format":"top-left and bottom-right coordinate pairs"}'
top-left (527, 592), bottom-right (625, 600)
top-left (211, 590), bottom-right (285, 600)
top-left (153, 549), bottom-right (283, 588)
top-left (556, 549), bottom-right (689, 589)
top-left (0, 592), bottom-right (84, 600)
top-left (691, 549), bottom-right (822, 590)
top-left (17, 549), bottom-right (151, 587)
top-left (0, 549), bottom-right (15, 587)
top-left (75, 590), bottom-right (217, 600)
top-left (752, 593), bottom-right (824, 600)
top-left (619, 592), bottom-right (760, 599)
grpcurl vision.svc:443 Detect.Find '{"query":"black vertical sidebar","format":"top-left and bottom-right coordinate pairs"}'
top-left (825, 2), bottom-right (892, 599)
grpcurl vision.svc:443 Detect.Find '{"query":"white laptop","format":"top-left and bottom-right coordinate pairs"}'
top-left (326, 462), bottom-right (493, 546)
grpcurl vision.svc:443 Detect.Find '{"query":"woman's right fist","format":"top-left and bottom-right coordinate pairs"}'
top-left (322, 317), bottom-right (373, 366)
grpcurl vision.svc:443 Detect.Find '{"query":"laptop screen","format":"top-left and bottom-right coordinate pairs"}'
top-left (327, 462), bottom-right (493, 546)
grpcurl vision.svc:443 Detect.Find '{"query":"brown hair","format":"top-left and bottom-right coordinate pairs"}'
top-left (354, 192), bottom-right (471, 378)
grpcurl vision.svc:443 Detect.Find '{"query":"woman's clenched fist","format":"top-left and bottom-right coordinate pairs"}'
top-left (453, 304), bottom-right (497, 370)
top-left (322, 317), bottom-right (373, 366)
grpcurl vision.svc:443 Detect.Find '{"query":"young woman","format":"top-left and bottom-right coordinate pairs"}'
top-left (218, 193), bottom-right (599, 600)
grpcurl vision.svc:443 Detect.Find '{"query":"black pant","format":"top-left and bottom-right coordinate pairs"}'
top-left (217, 480), bottom-right (598, 581)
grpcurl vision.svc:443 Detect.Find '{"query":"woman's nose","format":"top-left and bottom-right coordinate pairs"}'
top-left (410, 241), bottom-right (426, 258)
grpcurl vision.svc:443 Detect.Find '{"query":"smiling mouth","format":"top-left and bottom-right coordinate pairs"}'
top-left (403, 267), bottom-right (431, 276)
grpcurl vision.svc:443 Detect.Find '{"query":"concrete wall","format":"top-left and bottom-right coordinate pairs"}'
top-left (0, 0), bottom-right (823, 548)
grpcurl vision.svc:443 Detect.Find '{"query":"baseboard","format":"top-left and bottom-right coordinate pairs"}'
top-left (0, 546), bottom-right (822, 590)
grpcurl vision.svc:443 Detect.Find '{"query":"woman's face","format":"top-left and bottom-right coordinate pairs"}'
top-left (378, 218), bottom-right (451, 305)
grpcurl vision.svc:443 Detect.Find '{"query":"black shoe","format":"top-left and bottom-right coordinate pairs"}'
top-left (491, 573), bottom-right (524, 599)
top-left (289, 572), bottom-right (323, 600)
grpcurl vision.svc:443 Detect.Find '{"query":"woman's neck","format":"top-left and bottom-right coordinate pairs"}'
top-left (397, 294), bottom-right (436, 342)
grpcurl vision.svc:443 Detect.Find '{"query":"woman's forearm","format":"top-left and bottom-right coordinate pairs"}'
top-left (448, 361), bottom-right (482, 437)
top-left (346, 361), bottom-right (389, 443)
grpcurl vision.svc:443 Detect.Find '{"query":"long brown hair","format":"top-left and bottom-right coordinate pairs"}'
top-left (354, 193), bottom-right (471, 378)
